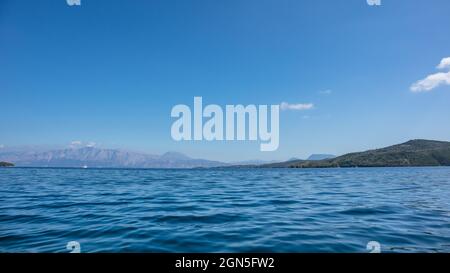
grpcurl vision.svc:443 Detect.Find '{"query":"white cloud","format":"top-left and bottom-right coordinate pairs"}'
top-left (86, 142), bottom-right (96, 147)
top-left (69, 140), bottom-right (97, 148)
top-left (437, 57), bottom-right (450, 70)
top-left (0, 144), bottom-right (4, 149)
top-left (69, 140), bottom-right (83, 149)
top-left (410, 57), bottom-right (450, 92)
top-left (280, 102), bottom-right (314, 111)
top-left (410, 72), bottom-right (450, 92)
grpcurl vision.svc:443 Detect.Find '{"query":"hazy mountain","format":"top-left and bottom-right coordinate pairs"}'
top-left (307, 154), bottom-right (336, 161)
top-left (0, 147), bottom-right (226, 168)
top-left (287, 157), bottom-right (301, 161)
top-left (159, 151), bottom-right (191, 161)
top-left (262, 140), bottom-right (450, 168)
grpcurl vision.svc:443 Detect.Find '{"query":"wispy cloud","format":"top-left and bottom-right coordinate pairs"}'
top-left (86, 142), bottom-right (96, 147)
top-left (280, 102), bottom-right (314, 111)
top-left (70, 140), bottom-right (97, 148)
top-left (70, 140), bottom-right (82, 148)
top-left (411, 57), bottom-right (450, 92)
top-left (0, 144), bottom-right (4, 149)
top-left (411, 72), bottom-right (450, 92)
top-left (318, 89), bottom-right (332, 95)
top-left (437, 57), bottom-right (450, 69)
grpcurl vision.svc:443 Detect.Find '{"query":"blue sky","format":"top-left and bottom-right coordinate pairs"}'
top-left (1, 0), bottom-right (450, 162)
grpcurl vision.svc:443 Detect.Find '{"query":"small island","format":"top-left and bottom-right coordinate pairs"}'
top-left (0, 162), bottom-right (14, 167)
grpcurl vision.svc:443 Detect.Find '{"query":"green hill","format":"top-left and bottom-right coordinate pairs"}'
top-left (0, 161), bottom-right (14, 167)
top-left (262, 140), bottom-right (450, 168)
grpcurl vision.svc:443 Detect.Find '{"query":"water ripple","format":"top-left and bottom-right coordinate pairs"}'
top-left (0, 167), bottom-right (450, 252)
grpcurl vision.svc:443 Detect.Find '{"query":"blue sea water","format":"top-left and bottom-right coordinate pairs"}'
top-left (0, 167), bottom-right (449, 253)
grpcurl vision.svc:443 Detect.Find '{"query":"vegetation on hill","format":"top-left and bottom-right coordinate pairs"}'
top-left (262, 140), bottom-right (450, 168)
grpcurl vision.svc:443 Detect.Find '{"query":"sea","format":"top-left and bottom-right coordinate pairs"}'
top-left (0, 167), bottom-right (449, 253)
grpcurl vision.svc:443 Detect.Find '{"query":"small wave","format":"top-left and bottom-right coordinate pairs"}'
top-left (338, 206), bottom-right (394, 216)
top-left (155, 213), bottom-right (244, 224)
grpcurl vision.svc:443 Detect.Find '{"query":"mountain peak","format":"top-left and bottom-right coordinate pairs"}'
top-left (160, 152), bottom-right (191, 160)
top-left (404, 139), bottom-right (446, 145)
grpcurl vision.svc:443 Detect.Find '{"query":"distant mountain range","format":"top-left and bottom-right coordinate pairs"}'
top-left (0, 147), bottom-right (226, 168)
top-left (262, 140), bottom-right (450, 168)
top-left (0, 146), bottom-right (293, 169)
top-left (2, 139), bottom-right (447, 169)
